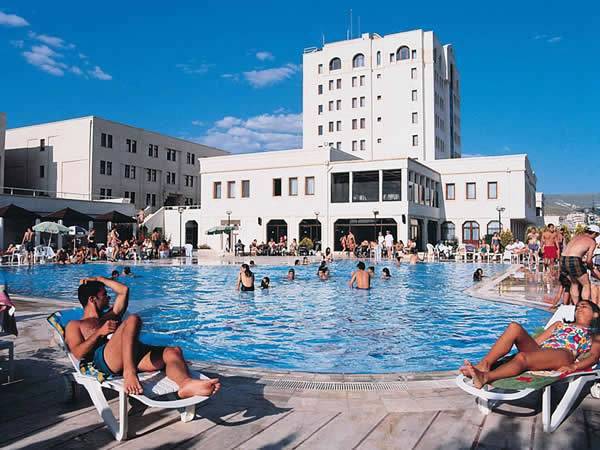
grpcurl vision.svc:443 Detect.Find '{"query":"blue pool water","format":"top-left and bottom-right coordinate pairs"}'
top-left (1, 261), bottom-right (549, 373)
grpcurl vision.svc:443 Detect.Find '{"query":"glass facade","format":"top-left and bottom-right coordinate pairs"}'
top-left (382, 170), bottom-right (401, 201)
top-left (331, 173), bottom-right (350, 203)
top-left (352, 171), bottom-right (379, 202)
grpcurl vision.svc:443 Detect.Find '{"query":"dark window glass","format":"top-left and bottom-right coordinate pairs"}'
top-left (352, 171), bottom-right (379, 202)
top-left (382, 170), bottom-right (401, 201)
top-left (331, 172), bottom-right (350, 203)
top-left (273, 178), bottom-right (282, 196)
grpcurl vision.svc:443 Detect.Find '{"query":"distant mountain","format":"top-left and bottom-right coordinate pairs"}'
top-left (544, 193), bottom-right (600, 216)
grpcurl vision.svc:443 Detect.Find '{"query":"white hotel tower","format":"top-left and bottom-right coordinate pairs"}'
top-left (303, 30), bottom-right (461, 161)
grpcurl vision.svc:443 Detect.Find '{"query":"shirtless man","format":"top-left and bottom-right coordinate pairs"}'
top-left (21, 227), bottom-right (35, 265)
top-left (349, 261), bottom-right (370, 289)
top-left (65, 276), bottom-right (220, 397)
top-left (541, 224), bottom-right (559, 269)
top-left (560, 225), bottom-right (600, 303)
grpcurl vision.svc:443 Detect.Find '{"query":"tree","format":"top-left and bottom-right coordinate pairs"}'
top-left (299, 236), bottom-right (314, 250)
top-left (500, 229), bottom-right (514, 248)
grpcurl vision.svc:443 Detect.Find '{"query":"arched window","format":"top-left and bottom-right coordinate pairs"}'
top-left (487, 220), bottom-right (501, 236)
top-left (329, 57), bottom-right (341, 71)
top-left (376, 51), bottom-right (381, 66)
top-left (462, 221), bottom-right (480, 245)
top-left (352, 53), bottom-right (365, 68)
top-left (396, 46), bottom-right (410, 61)
top-left (441, 221), bottom-right (456, 241)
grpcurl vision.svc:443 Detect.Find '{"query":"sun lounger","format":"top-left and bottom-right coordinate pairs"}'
top-left (455, 305), bottom-right (600, 432)
top-left (47, 308), bottom-right (212, 441)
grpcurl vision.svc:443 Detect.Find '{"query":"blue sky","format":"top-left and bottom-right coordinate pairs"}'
top-left (1, 0), bottom-right (598, 194)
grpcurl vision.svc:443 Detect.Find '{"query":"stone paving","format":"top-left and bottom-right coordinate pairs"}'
top-left (1, 266), bottom-right (599, 449)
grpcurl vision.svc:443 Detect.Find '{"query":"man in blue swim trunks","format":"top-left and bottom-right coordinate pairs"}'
top-left (65, 276), bottom-right (220, 397)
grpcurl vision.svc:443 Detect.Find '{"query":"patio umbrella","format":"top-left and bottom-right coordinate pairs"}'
top-left (33, 221), bottom-right (70, 247)
top-left (205, 225), bottom-right (237, 235)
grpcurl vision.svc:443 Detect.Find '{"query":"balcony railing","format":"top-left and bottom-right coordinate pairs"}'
top-left (2, 186), bottom-right (127, 202)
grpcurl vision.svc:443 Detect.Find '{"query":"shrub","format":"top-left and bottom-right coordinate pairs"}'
top-left (299, 237), bottom-right (314, 250)
top-left (500, 229), bottom-right (514, 248)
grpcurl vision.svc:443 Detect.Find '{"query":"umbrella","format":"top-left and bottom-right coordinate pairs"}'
top-left (33, 221), bottom-right (70, 234)
top-left (206, 225), bottom-right (238, 235)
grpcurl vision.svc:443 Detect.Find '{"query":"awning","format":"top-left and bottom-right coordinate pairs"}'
top-left (43, 207), bottom-right (94, 223)
top-left (94, 210), bottom-right (137, 224)
top-left (206, 225), bottom-right (238, 235)
top-left (0, 204), bottom-right (40, 220)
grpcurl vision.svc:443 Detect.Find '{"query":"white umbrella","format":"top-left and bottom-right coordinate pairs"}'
top-left (32, 221), bottom-right (70, 248)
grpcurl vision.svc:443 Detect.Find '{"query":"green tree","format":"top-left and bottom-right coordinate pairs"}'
top-left (299, 236), bottom-right (314, 250)
top-left (500, 229), bottom-right (514, 248)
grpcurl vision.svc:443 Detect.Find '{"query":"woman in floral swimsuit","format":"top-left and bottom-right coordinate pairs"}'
top-left (461, 300), bottom-right (600, 388)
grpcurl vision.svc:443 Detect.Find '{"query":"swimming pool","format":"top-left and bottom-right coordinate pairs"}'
top-left (2, 261), bottom-right (549, 373)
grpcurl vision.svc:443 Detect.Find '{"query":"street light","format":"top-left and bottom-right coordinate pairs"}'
top-left (177, 206), bottom-right (185, 255)
top-left (496, 206), bottom-right (506, 232)
top-left (373, 209), bottom-right (379, 240)
top-left (226, 210), bottom-right (232, 252)
top-left (314, 211), bottom-right (320, 249)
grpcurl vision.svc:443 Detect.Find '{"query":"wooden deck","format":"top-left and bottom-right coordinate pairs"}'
top-left (1, 300), bottom-right (600, 449)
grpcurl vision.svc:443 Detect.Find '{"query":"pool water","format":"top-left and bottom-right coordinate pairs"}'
top-left (1, 261), bottom-right (549, 373)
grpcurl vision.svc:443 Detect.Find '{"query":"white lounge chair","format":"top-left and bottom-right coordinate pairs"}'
top-left (47, 308), bottom-right (213, 441)
top-left (456, 305), bottom-right (600, 432)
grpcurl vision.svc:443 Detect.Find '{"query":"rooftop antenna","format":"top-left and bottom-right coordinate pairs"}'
top-left (350, 9), bottom-right (353, 39)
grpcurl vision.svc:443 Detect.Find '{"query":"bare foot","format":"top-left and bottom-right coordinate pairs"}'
top-left (460, 360), bottom-right (489, 376)
top-left (178, 378), bottom-right (221, 399)
top-left (464, 363), bottom-right (488, 389)
top-left (123, 370), bottom-right (143, 395)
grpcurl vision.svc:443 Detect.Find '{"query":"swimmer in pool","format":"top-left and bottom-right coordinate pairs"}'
top-left (349, 261), bottom-right (371, 289)
top-left (381, 268), bottom-right (391, 279)
top-left (287, 268), bottom-right (295, 281)
top-left (236, 263), bottom-right (255, 291)
top-left (367, 266), bottom-right (375, 278)
top-left (260, 276), bottom-right (270, 289)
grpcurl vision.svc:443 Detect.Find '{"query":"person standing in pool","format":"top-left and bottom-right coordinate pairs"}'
top-left (65, 276), bottom-right (220, 397)
top-left (349, 261), bottom-right (370, 289)
top-left (561, 225), bottom-right (600, 303)
top-left (236, 263), bottom-right (255, 291)
top-left (287, 268), bottom-right (295, 280)
top-left (21, 227), bottom-right (35, 265)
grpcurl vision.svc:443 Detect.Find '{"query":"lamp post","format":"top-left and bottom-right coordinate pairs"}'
top-left (177, 206), bottom-right (185, 255)
top-left (496, 206), bottom-right (506, 232)
top-left (372, 209), bottom-right (379, 241)
top-left (314, 211), bottom-right (320, 250)
top-left (226, 210), bottom-right (232, 252)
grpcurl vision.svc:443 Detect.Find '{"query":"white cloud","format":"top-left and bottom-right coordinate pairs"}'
top-left (0, 11), bottom-right (29, 27)
top-left (10, 39), bottom-right (24, 48)
top-left (70, 66), bottom-right (83, 76)
top-left (198, 112), bottom-right (302, 153)
top-left (256, 51), bottom-right (274, 61)
top-left (547, 36), bottom-right (562, 43)
top-left (242, 64), bottom-right (299, 88)
top-left (89, 65), bottom-right (112, 80)
top-left (78, 52), bottom-right (87, 59)
top-left (28, 31), bottom-right (68, 48)
top-left (22, 45), bottom-right (67, 76)
top-left (176, 63), bottom-right (212, 75)
top-left (533, 34), bottom-right (563, 44)
top-left (191, 120), bottom-right (205, 126)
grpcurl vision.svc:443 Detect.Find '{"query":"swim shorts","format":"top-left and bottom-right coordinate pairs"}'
top-left (543, 245), bottom-right (558, 259)
top-left (93, 341), bottom-right (156, 377)
top-left (560, 256), bottom-right (587, 279)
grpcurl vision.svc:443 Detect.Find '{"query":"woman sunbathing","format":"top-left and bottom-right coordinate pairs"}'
top-left (461, 300), bottom-right (600, 389)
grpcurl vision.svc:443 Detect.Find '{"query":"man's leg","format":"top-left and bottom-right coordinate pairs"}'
top-left (578, 273), bottom-right (591, 301)
top-left (569, 274), bottom-right (581, 304)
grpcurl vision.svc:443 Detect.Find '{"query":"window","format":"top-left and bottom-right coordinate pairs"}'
top-left (145, 193), bottom-right (156, 207)
top-left (328, 122), bottom-right (334, 132)
top-left (126, 139), bottom-right (137, 153)
top-left (352, 119), bottom-right (358, 130)
top-left (466, 182), bottom-right (476, 199)
top-left (124, 191), bottom-right (136, 204)
top-left (352, 170), bottom-right (379, 202)
top-left (360, 96), bottom-right (365, 107)
top-left (100, 160), bottom-right (106, 175)
top-left (166, 172), bottom-right (176, 185)
top-left (186, 152), bottom-right (196, 165)
top-left (40, 139), bottom-right (45, 151)
top-left (318, 125), bottom-right (323, 136)
top-left (328, 100), bottom-right (334, 111)
top-left (336, 121), bottom-right (342, 131)
top-left (462, 221), bottom-right (480, 243)
top-left (360, 139), bottom-right (366, 151)
top-left (289, 177), bottom-right (298, 196)
top-left (412, 90), bottom-right (418, 101)
top-left (329, 80), bottom-right (334, 90)
top-left (360, 118), bottom-right (366, 129)
top-left (318, 84), bottom-right (323, 95)
top-left (336, 99), bottom-right (341, 110)
top-left (329, 57), bottom-right (341, 70)
top-left (213, 182), bottom-right (222, 199)
top-left (101, 133), bottom-right (106, 147)
top-left (273, 178), bottom-right (282, 196)
top-left (487, 181), bottom-right (498, 199)
top-left (352, 140), bottom-right (358, 151)
top-left (184, 175), bottom-right (194, 187)
top-left (412, 112), bottom-right (418, 124)
top-left (352, 53), bottom-right (365, 68)
top-left (100, 133), bottom-right (113, 148)
top-left (412, 135), bottom-right (419, 146)
top-left (318, 104), bottom-right (323, 114)
top-left (100, 188), bottom-right (112, 199)
top-left (487, 221), bottom-right (501, 236)
top-left (227, 181), bottom-right (235, 198)
top-left (376, 73), bottom-right (381, 79)
top-left (352, 76), bottom-right (357, 87)
top-left (124, 165), bottom-right (136, 179)
top-left (148, 144), bottom-right (158, 157)
top-left (376, 51), bottom-right (381, 65)
top-left (377, 117), bottom-right (382, 122)
top-left (166, 149), bottom-right (177, 161)
top-left (39, 165), bottom-right (45, 178)
top-left (396, 46), bottom-right (410, 60)
top-left (336, 78), bottom-right (341, 89)
top-left (242, 180), bottom-right (250, 198)
top-left (305, 176), bottom-right (315, 195)
top-left (441, 222), bottom-right (455, 241)
top-left (411, 49), bottom-right (417, 59)
top-left (359, 75), bottom-right (365, 86)
top-left (377, 138), bottom-right (382, 143)
top-left (352, 97), bottom-right (358, 108)
top-left (445, 183), bottom-right (455, 200)
top-left (389, 53), bottom-right (395, 63)
top-left (318, 63), bottom-right (323, 74)
top-left (411, 68), bottom-right (417, 79)
top-left (382, 170), bottom-right (401, 201)
top-left (377, 95), bottom-right (382, 100)
top-left (146, 169), bottom-right (157, 182)
top-left (331, 172), bottom-right (349, 203)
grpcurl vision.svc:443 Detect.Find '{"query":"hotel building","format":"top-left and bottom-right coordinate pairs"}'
top-left (4, 116), bottom-right (227, 210)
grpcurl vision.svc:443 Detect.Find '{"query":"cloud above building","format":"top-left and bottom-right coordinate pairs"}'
top-left (0, 11), bottom-right (29, 27)
top-left (255, 51), bottom-right (274, 61)
top-left (242, 64), bottom-right (300, 88)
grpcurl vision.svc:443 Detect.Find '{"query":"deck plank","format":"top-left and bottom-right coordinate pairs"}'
top-left (475, 409), bottom-right (535, 449)
top-left (356, 411), bottom-right (437, 450)
top-left (532, 408), bottom-right (589, 450)
top-left (414, 409), bottom-right (484, 450)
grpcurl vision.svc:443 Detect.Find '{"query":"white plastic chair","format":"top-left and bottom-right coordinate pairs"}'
top-left (184, 244), bottom-right (193, 257)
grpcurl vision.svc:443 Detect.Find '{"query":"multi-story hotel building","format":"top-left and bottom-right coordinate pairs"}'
top-left (303, 30), bottom-right (460, 160)
top-left (4, 116), bottom-right (227, 210)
